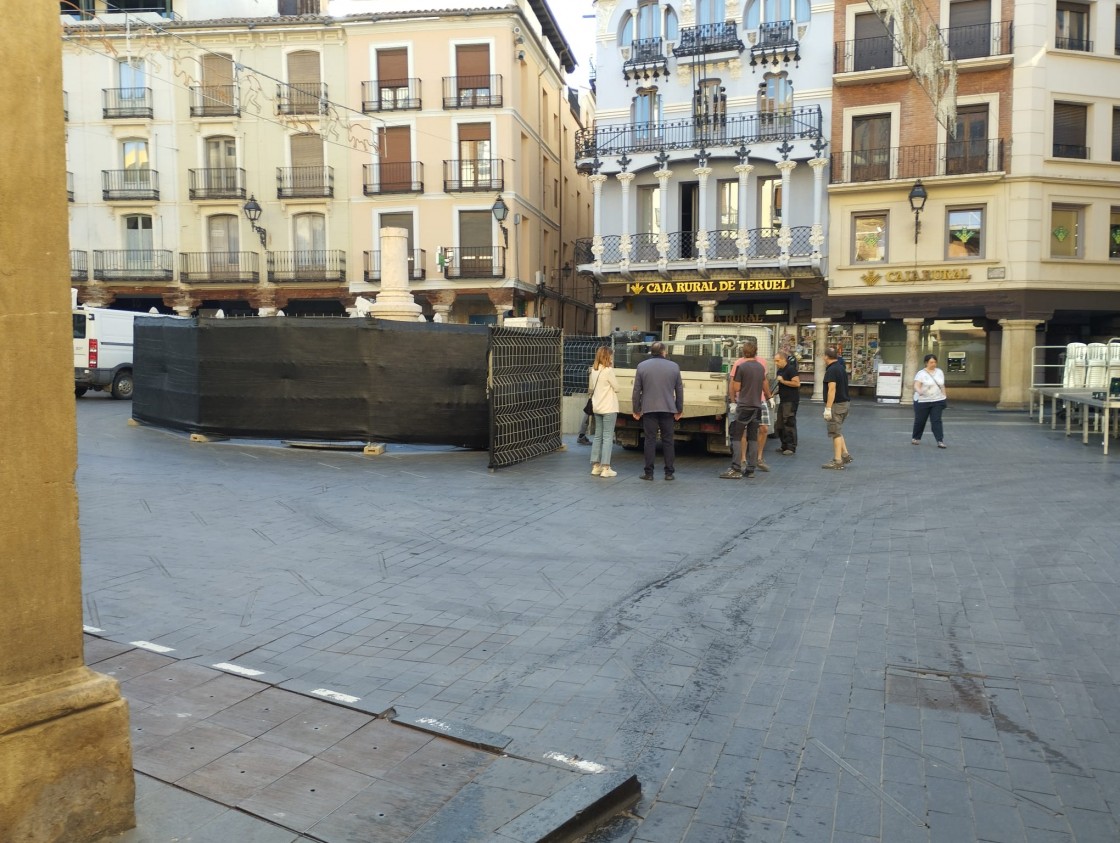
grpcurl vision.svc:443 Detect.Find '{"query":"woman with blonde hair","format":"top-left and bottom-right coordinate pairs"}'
top-left (588, 346), bottom-right (620, 478)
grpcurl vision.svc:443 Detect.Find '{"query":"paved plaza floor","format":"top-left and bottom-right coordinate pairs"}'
top-left (78, 393), bottom-right (1120, 842)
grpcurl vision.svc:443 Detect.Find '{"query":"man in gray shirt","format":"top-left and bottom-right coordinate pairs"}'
top-left (632, 341), bottom-right (684, 481)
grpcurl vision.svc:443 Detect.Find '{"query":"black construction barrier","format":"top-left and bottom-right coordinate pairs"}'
top-left (132, 317), bottom-right (491, 448)
top-left (488, 326), bottom-right (564, 469)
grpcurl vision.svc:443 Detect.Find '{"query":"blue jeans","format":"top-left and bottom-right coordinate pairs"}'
top-left (591, 413), bottom-right (617, 466)
top-left (912, 399), bottom-right (946, 442)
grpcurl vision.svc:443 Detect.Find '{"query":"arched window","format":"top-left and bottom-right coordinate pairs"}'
top-left (632, 88), bottom-right (661, 145)
top-left (697, 0), bottom-right (725, 26)
top-left (745, 0), bottom-right (809, 25)
top-left (207, 214), bottom-right (239, 254)
top-left (758, 72), bottom-right (792, 114)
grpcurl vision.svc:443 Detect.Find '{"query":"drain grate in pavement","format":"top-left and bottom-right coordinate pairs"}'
top-left (885, 665), bottom-right (992, 715)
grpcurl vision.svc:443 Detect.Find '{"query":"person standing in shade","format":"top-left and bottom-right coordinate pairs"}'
top-left (821, 345), bottom-right (853, 470)
top-left (589, 346), bottom-right (620, 477)
top-left (720, 340), bottom-right (768, 479)
top-left (632, 341), bottom-right (684, 481)
top-left (912, 353), bottom-right (948, 448)
top-left (773, 349), bottom-right (800, 455)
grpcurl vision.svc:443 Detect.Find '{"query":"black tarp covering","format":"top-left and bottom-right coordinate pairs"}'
top-left (132, 317), bottom-right (491, 448)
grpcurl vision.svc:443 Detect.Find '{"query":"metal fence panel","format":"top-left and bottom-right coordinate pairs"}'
top-left (488, 326), bottom-right (563, 469)
top-left (563, 335), bottom-right (612, 396)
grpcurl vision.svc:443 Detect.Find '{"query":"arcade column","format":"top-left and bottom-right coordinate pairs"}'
top-left (0, 4), bottom-right (136, 841)
top-left (998, 319), bottom-right (1043, 409)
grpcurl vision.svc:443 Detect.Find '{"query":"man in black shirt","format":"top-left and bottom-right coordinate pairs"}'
top-left (773, 349), bottom-right (800, 455)
top-left (821, 345), bottom-right (853, 470)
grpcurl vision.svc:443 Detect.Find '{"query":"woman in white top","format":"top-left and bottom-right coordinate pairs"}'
top-left (912, 353), bottom-right (948, 448)
top-left (588, 346), bottom-right (620, 478)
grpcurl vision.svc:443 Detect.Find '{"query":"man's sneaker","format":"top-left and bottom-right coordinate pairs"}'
top-left (718, 469), bottom-right (743, 479)
top-left (757, 460), bottom-right (770, 472)
top-left (780, 449), bottom-right (795, 456)
top-left (821, 460), bottom-right (846, 470)
top-left (599, 467), bottom-right (618, 478)
top-left (640, 471), bottom-right (654, 481)
top-left (664, 473), bottom-right (675, 481)
top-left (577, 436), bottom-right (591, 446)
top-left (591, 464), bottom-right (602, 476)
top-left (841, 453), bottom-right (854, 464)
top-left (744, 470), bottom-right (756, 478)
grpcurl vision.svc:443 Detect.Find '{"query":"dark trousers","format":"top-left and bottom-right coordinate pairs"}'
top-left (642, 412), bottom-right (676, 475)
top-left (730, 407), bottom-right (760, 472)
top-left (912, 399), bottom-right (946, 442)
top-left (775, 401), bottom-right (798, 451)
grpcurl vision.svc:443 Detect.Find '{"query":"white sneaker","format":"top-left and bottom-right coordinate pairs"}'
top-left (599, 467), bottom-right (617, 478)
top-left (591, 464), bottom-right (602, 476)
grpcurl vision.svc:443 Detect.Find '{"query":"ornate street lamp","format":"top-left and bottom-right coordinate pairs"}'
top-left (908, 180), bottom-right (928, 244)
top-left (242, 194), bottom-right (268, 247)
top-left (491, 194), bottom-right (509, 249)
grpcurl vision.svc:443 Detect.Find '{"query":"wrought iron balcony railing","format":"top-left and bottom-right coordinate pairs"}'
top-left (190, 84), bottom-right (239, 117)
top-left (443, 159), bottom-right (504, 192)
top-left (363, 161), bottom-right (424, 194)
top-left (276, 166), bottom-right (334, 198)
top-left (944, 20), bottom-right (1013, 60)
top-left (92, 250), bottom-right (174, 281)
top-left (267, 250), bottom-right (346, 282)
top-left (102, 169), bottom-right (159, 200)
top-left (363, 249), bottom-right (427, 282)
top-left (757, 20), bottom-right (796, 47)
top-left (67, 171), bottom-right (74, 202)
top-left (674, 22), bottom-right (744, 56)
top-left (102, 87), bottom-right (153, 119)
top-left (834, 35), bottom-right (904, 73)
top-left (575, 106), bottom-right (823, 158)
top-left (1053, 143), bottom-right (1089, 159)
top-left (441, 247), bottom-right (505, 279)
top-left (442, 74), bottom-right (503, 109)
top-left (361, 78), bottom-right (421, 112)
top-left (276, 82), bottom-right (327, 115)
top-left (179, 252), bottom-right (260, 283)
top-left (70, 250), bottom-right (88, 281)
top-left (626, 37), bottom-right (666, 65)
top-left (829, 139), bottom-right (1005, 183)
top-left (1055, 36), bottom-right (1092, 51)
top-left (575, 227), bottom-right (814, 265)
top-left (188, 168), bottom-right (246, 200)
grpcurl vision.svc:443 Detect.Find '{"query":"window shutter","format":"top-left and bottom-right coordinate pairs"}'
top-left (287, 50), bottom-right (321, 85)
top-left (290, 133), bottom-right (323, 168)
top-left (854, 12), bottom-right (889, 40)
top-left (457, 123), bottom-right (491, 143)
top-left (949, 0), bottom-right (989, 28)
top-left (459, 210), bottom-right (491, 250)
top-left (1053, 102), bottom-right (1087, 148)
top-left (377, 49), bottom-right (408, 84)
top-left (1112, 108), bottom-right (1120, 161)
top-left (456, 44), bottom-right (490, 78)
top-left (201, 53), bottom-right (234, 87)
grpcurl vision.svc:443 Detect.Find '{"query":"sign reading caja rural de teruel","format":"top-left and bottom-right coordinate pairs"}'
top-left (627, 279), bottom-right (794, 296)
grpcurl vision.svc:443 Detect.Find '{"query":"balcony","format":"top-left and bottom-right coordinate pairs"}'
top-left (102, 169), bottom-right (159, 201)
top-left (188, 168), bottom-right (246, 200)
top-left (575, 106), bottom-right (823, 158)
top-left (443, 159), bottom-right (504, 192)
top-left (944, 20), bottom-right (1013, 60)
top-left (1053, 143), bottom-right (1089, 159)
top-left (622, 37), bottom-right (668, 82)
top-left (361, 78), bottom-right (421, 112)
top-left (576, 227), bottom-right (814, 266)
top-left (190, 84), bottom-right (239, 117)
top-left (277, 166), bottom-right (334, 199)
top-left (829, 139), bottom-right (1005, 183)
top-left (363, 249), bottom-right (427, 282)
top-left (276, 82), bottom-right (327, 115)
top-left (441, 247), bottom-right (505, 279)
top-left (750, 21), bottom-right (799, 68)
top-left (67, 171), bottom-right (74, 202)
top-left (70, 250), bottom-right (88, 282)
top-left (442, 75), bottom-right (503, 109)
top-left (363, 161), bottom-right (423, 195)
top-left (179, 252), bottom-right (260, 283)
top-left (92, 250), bottom-right (174, 281)
top-left (102, 87), bottom-right (153, 119)
top-left (1055, 36), bottom-right (1092, 51)
top-left (674, 22), bottom-right (744, 57)
top-left (267, 250), bottom-right (346, 282)
top-left (834, 36), bottom-right (904, 74)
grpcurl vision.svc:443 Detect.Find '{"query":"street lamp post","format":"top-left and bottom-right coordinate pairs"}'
top-left (908, 179), bottom-right (928, 244)
top-left (491, 194), bottom-right (509, 251)
top-left (242, 194), bottom-right (268, 247)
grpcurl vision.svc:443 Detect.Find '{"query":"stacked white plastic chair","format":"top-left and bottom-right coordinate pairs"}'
top-left (1063, 342), bottom-right (1087, 388)
top-left (1085, 342), bottom-right (1108, 389)
top-left (1106, 341), bottom-right (1120, 392)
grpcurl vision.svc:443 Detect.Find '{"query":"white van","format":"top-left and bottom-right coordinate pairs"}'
top-left (73, 307), bottom-right (139, 399)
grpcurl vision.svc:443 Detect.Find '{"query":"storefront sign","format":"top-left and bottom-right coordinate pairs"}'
top-left (886, 268), bottom-right (972, 282)
top-left (626, 278), bottom-right (794, 296)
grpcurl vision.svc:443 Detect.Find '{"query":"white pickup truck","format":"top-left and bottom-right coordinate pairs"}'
top-left (612, 323), bottom-right (776, 455)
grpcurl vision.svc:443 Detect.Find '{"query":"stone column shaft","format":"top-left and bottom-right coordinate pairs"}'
top-left (811, 316), bottom-right (831, 402)
top-left (998, 319), bottom-right (1043, 409)
top-left (596, 302), bottom-right (615, 336)
top-left (699, 300), bottom-right (718, 324)
top-left (903, 317), bottom-right (925, 394)
top-left (368, 227), bottom-right (422, 321)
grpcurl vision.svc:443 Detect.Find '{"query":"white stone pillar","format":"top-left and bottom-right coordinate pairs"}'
top-left (776, 159), bottom-right (797, 272)
top-left (811, 316), bottom-right (831, 402)
top-left (655, 167), bottom-right (672, 261)
top-left (432, 303), bottom-right (452, 323)
top-left (494, 304), bottom-right (507, 326)
top-left (693, 165), bottom-right (712, 263)
top-left (699, 300), bottom-right (718, 323)
top-left (998, 318), bottom-right (1043, 409)
top-left (589, 173), bottom-right (607, 269)
top-left (596, 302), bottom-right (615, 336)
top-left (368, 227), bottom-right (423, 321)
top-left (903, 317), bottom-right (925, 393)
top-left (809, 158), bottom-right (827, 269)
top-left (617, 171), bottom-right (635, 265)
top-left (173, 304), bottom-right (193, 318)
top-left (734, 161), bottom-right (753, 264)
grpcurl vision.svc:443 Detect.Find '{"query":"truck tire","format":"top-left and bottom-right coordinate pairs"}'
top-left (110, 370), bottom-right (134, 400)
top-left (75, 386), bottom-right (88, 398)
top-left (706, 434), bottom-right (731, 455)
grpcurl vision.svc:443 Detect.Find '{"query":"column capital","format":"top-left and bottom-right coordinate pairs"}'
top-left (998, 317), bottom-right (1044, 329)
top-left (654, 169), bottom-right (672, 180)
top-left (588, 173), bottom-right (608, 187)
top-left (776, 159), bottom-right (798, 174)
top-left (616, 172), bottom-right (635, 185)
top-left (809, 157), bottom-right (828, 172)
top-left (903, 317), bottom-right (926, 327)
top-left (693, 166), bottom-right (713, 178)
top-left (734, 163), bottom-right (754, 176)
top-left (595, 302), bottom-right (615, 313)
top-left (813, 316), bottom-right (832, 325)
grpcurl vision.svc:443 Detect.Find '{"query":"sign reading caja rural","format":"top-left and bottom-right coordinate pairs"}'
top-left (627, 278), bottom-right (794, 296)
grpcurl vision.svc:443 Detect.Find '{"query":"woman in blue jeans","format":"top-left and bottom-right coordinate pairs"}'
top-left (912, 354), bottom-right (948, 448)
top-left (588, 346), bottom-right (620, 478)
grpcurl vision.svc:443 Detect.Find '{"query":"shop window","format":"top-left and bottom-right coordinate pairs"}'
top-left (1050, 205), bottom-right (1082, 258)
top-left (1110, 208), bottom-right (1120, 259)
top-left (946, 208), bottom-right (983, 258)
top-left (853, 213), bottom-right (887, 262)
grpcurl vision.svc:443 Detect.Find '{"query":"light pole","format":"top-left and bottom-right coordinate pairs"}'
top-left (908, 179), bottom-right (928, 244)
top-left (491, 194), bottom-right (509, 250)
top-left (242, 194), bottom-right (268, 247)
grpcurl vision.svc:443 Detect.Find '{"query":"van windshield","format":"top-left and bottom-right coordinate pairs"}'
top-left (72, 313), bottom-right (86, 339)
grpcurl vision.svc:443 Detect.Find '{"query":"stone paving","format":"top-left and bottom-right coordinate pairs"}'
top-left (76, 393), bottom-right (1120, 842)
